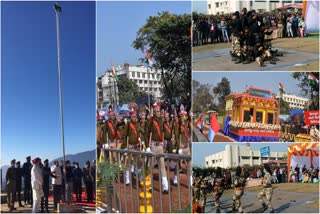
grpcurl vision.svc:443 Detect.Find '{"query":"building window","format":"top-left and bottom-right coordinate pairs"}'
top-left (152, 74), bottom-right (154, 79)
top-left (144, 80), bottom-right (148, 84)
top-left (242, 156), bottom-right (250, 160)
top-left (216, 3), bottom-right (219, 8)
top-left (244, 110), bottom-right (251, 122)
top-left (253, 157), bottom-right (259, 160)
top-left (131, 72), bottom-right (135, 77)
top-left (256, 111), bottom-right (263, 123)
top-left (206, 161), bottom-right (208, 165)
top-left (137, 72), bottom-right (140, 78)
top-left (208, 4), bottom-right (211, 9)
top-left (142, 73), bottom-right (145, 78)
top-left (157, 74), bottom-right (160, 79)
top-left (212, 160), bottom-right (215, 164)
top-left (148, 73), bottom-right (150, 78)
top-left (262, 157), bottom-right (268, 160)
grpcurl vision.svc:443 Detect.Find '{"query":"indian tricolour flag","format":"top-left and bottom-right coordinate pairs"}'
top-left (195, 114), bottom-right (203, 129)
top-left (111, 65), bottom-right (118, 81)
top-left (208, 113), bottom-right (220, 142)
top-left (307, 72), bottom-right (319, 86)
top-left (145, 49), bottom-right (153, 66)
top-left (279, 82), bottom-right (285, 94)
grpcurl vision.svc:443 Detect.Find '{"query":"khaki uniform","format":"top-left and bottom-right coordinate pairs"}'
top-left (103, 119), bottom-right (120, 148)
top-left (179, 122), bottom-right (191, 173)
top-left (173, 119), bottom-right (180, 150)
top-left (257, 171), bottom-right (273, 211)
top-left (163, 121), bottom-right (173, 153)
top-left (232, 176), bottom-right (246, 212)
top-left (213, 177), bottom-right (225, 211)
top-left (6, 167), bottom-right (17, 209)
top-left (139, 120), bottom-right (147, 146)
top-left (96, 122), bottom-right (104, 159)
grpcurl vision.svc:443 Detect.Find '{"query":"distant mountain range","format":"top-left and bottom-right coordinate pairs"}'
top-left (1, 149), bottom-right (95, 191)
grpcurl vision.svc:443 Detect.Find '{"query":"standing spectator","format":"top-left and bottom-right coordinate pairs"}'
top-left (41, 159), bottom-right (54, 213)
top-left (91, 160), bottom-right (96, 200)
top-left (292, 14), bottom-right (299, 37)
top-left (277, 20), bottom-right (283, 38)
top-left (31, 157), bottom-right (43, 213)
top-left (15, 161), bottom-right (24, 207)
top-left (294, 164), bottom-right (300, 183)
top-left (310, 164), bottom-right (315, 183)
top-left (23, 156), bottom-right (33, 206)
top-left (60, 160), bottom-right (65, 202)
top-left (299, 18), bottom-right (305, 38)
top-left (73, 162), bottom-right (83, 202)
top-left (287, 20), bottom-right (293, 37)
top-left (83, 161), bottom-right (94, 203)
top-left (51, 160), bottom-right (63, 211)
top-left (65, 160), bottom-right (74, 202)
top-left (221, 17), bottom-right (230, 42)
top-left (6, 159), bottom-right (17, 212)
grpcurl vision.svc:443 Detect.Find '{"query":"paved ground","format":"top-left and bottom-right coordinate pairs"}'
top-left (193, 37), bottom-right (319, 71)
top-left (204, 183), bottom-right (319, 213)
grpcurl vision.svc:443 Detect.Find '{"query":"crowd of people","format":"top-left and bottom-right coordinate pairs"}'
top-left (96, 101), bottom-right (192, 193)
top-left (5, 157), bottom-right (96, 213)
top-left (290, 164), bottom-right (319, 183)
top-left (193, 9), bottom-right (306, 66)
top-left (193, 164), bottom-right (275, 213)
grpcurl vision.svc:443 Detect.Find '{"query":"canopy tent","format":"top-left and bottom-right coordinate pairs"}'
top-left (287, 143), bottom-right (319, 180)
top-left (303, 0), bottom-right (319, 33)
top-left (277, 4), bottom-right (302, 10)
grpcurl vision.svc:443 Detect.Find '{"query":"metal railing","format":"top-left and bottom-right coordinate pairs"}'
top-left (102, 148), bottom-right (192, 213)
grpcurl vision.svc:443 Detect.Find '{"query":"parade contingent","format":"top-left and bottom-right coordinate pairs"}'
top-left (193, 164), bottom-right (275, 213)
top-left (97, 101), bottom-right (192, 194)
top-left (5, 157), bottom-right (96, 213)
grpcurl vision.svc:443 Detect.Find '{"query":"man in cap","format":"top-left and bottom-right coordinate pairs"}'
top-left (51, 160), bottom-right (63, 211)
top-left (232, 166), bottom-right (246, 213)
top-left (103, 109), bottom-right (119, 149)
top-left (173, 111), bottom-right (180, 152)
top-left (138, 112), bottom-right (147, 149)
top-left (6, 159), bottom-right (17, 211)
top-left (23, 156), bottom-right (33, 206)
top-left (15, 161), bottom-right (24, 207)
top-left (163, 112), bottom-right (175, 170)
top-left (146, 102), bottom-right (169, 193)
top-left (257, 164), bottom-right (274, 213)
top-left (41, 159), bottom-right (54, 213)
top-left (122, 109), bottom-right (143, 184)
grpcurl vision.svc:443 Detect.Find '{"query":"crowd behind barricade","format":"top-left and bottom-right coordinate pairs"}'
top-left (96, 98), bottom-right (192, 194)
top-left (289, 164), bottom-right (319, 183)
top-left (193, 9), bottom-right (306, 66)
top-left (6, 157), bottom-right (96, 213)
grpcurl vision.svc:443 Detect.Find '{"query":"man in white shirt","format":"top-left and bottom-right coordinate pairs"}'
top-left (51, 160), bottom-right (62, 211)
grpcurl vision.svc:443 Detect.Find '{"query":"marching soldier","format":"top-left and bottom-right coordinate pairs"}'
top-left (122, 109), bottom-right (143, 185)
top-left (6, 159), bottom-right (17, 212)
top-left (163, 112), bottom-right (175, 170)
top-left (193, 174), bottom-right (201, 202)
top-left (146, 103), bottom-right (169, 194)
top-left (173, 112), bottom-right (180, 152)
top-left (15, 161), bottom-right (24, 207)
top-left (23, 156), bottom-right (33, 206)
top-left (232, 166), bottom-right (246, 213)
top-left (199, 171), bottom-right (209, 211)
top-left (103, 109), bottom-right (119, 149)
top-left (213, 167), bottom-right (225, 213)
top-left (257, 164), bottom-right (274, 213)
top-left (138, 112), bottom-right (147, 147)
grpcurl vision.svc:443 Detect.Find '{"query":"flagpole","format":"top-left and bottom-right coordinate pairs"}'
top-left (54, 2), bottom-right (67, 200)
top-left (147, 66), bottom-right (150, 111)
top-left (109, 74), bottom-right (113, 108)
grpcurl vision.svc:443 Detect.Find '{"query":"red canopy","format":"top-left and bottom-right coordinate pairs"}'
top-left (277, 4), bottom-right (303, 10)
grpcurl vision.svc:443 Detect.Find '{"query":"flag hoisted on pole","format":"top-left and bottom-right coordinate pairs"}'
top-left (111, 64), bottom-right (118, 81)
top-left (195, 114), bottom-right (203, 130)
top-left (278, 82), bottom-right (286, 94)
top-left (307, 72), bottom-right (319, 86)
top-left (146, 48), bottom-right (153, 67)
top-left (54, 1), bottom-right (67, 200)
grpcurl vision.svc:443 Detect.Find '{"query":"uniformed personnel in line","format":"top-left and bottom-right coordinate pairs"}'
top-left (232, 166), bottom-right (246, 213)
top-left (257, 164), bottom-right (274, 213)
top-left (213, 167), bottom-right (225, 213)
top-left (6, 159), bottom-right (17, 212)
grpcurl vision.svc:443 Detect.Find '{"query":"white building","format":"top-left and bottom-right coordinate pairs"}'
top-left (205, 145), bottom-right (286, 168)
top-left (275, 93), bottom-right (309, 109)
top-left (207, 0), bottom-right (302, 15)
top-left (98, 64), bottom-right (163, 108)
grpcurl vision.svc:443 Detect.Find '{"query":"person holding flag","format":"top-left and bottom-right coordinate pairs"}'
top-left (195, 114), bottom-right (203, 134)
top-left (208, 112), bottom-right (220, 142)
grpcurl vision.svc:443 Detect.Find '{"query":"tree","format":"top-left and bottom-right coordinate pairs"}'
top-left (280, 98), bottom-right (290, 114)
top-left (212, 77), bottom-right (231, 114)
top-left (292, 72), bottom-right (319, 110)
top-left (132, 12), bottom-right (191, 101)
top-left (192, 80), bottom-right (214, 113)
top-left (117, 75), bottom-right (147, 105)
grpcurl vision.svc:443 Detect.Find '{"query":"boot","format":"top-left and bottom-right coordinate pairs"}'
top-left (230, 51), bottom-right (237, 61)
top-left (256, 57), bottom-right (263, 67)
top-left (162, 177), bottom-right (169, 193)
top-left (172, 175), bottom-right (178, 186)
top-left (216, 208), bottom-right (221, 213)
top-left (262, 203), bottom-right (268, 211)
top-left (234, 55), bottom-right (242, 64)
top-left (269, 208), bottom-right (275, 213)
top-left (242, 55), bottom-right (250, 64)
top-left (125, 171), bottom-right (130, 185)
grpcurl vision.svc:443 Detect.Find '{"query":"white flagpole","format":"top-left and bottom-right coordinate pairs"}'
top-left (54, 2), bottom-right (67, 200)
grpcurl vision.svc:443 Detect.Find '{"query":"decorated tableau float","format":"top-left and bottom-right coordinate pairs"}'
top-left (223, 86), bottom-right (281, 142)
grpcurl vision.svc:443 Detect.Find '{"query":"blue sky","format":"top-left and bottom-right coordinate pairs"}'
top-left (1, 1), bottom-right (96, 166)
top-left (96, 1), bottom-right (191, 77)
top-left (193, 1), bottom-right (207, 13)
top-left (193, 72), bottom-right (303, 96)
top-left (193, 143), bottom-right (293, 167)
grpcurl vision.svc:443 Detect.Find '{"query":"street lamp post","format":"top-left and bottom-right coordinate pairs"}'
top-left (54, 2), bottom-right (67, 201)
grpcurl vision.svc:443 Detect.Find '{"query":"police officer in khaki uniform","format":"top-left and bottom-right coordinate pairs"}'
top-left (163, 112), bottom-right (175, 170)
top-left (213, 167), bottom-right (225, 213)
top-left (146, 103), bottom-right (169, 193)
top-left (232, 166), bottom-right (246, 213)
top-left (103, 110), bottom-right (119, 149)
top-left (6, 159), bottom-right (17, 212)
top-left (172, 112), bottom-right (180, 151)
top-left (257, 164), bottom-right (274, 213)
top-left (123, 109), bottom-right (142, 185)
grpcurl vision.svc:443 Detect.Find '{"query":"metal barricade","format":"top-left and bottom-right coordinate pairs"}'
top-left (102, 148), bottom-right (192, 213)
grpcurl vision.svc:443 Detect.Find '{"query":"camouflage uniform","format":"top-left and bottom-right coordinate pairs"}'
top-left (213, 176), bottom-right (225, 212)
top-left (257, 170), bottom-right (274, 212)
top-left (231, 35), bottom-right (241, 57)
top-left (193, 176), bottom-right (201, 201)
top-left (232, 175), bottom-right (246, 213)
top-left (199, 176), bottom-right (209, 207)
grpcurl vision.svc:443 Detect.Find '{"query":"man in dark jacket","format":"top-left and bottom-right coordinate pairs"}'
top-left (65, 160), bottom-right (74, 202)
top-left (230, 13), bottom-right (243, 63)
top-left (7, 159), bottom-right (17, 212)
top-left (15, 161), bottom-right (24, 207)
top-left (73, 162), bottom-right (83, 202)
top-left (41, 159), bottom-right (55, 213)
top-left (23, 156), bottom-right (33, 206)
